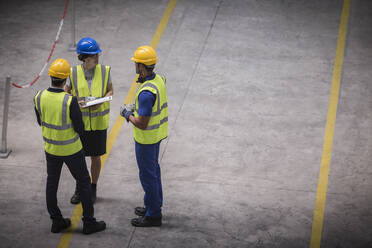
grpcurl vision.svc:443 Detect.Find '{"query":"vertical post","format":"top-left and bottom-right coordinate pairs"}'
top-left (1, 76), bottom-right (12, 158)
top-left (69, 0), bottom-right (76, 51)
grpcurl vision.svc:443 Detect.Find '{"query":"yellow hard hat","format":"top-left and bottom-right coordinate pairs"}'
top-left (48, 58), bottom-right (71, 79)
top-left (131, 46), bottom-right (158, 66)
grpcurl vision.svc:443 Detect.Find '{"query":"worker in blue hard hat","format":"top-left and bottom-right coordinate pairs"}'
top-left (65, 37), bottom-right (114, 204)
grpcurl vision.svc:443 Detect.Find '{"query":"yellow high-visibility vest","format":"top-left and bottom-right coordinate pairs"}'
top-left (133, 74), bottom-right (168, 144)
top-left (69, 64), bottom-right (110, 131)
top-left (34, 90), bottom-right (83, 156)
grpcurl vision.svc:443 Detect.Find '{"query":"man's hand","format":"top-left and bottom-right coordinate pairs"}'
top-left (120, 105), bottom-right (134, 122)
top-left (126, 103), bottom-right (136, 112)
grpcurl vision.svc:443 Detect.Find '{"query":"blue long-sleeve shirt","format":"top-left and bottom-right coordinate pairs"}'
top-left (137, 73), bottom-right (156, 117)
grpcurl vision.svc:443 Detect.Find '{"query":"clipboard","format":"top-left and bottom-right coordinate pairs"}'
top-left (81, 96), bottom-right (113, 108)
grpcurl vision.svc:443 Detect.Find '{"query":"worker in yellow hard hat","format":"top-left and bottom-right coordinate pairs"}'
top-left (120, 46), bottom-right (168, 227)
top-left (65, 37), bottom-right (114, 204)
top-left (34, 58), bottom-right (106, 234)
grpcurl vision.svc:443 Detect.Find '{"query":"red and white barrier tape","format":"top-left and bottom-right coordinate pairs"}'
top-left (12, 0), bottom-right (70, 88)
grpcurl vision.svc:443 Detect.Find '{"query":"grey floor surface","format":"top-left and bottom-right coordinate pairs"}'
top-left (0, 0), bottom-right (371, 247)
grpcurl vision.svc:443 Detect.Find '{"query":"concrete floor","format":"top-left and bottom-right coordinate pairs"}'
top-left (0, 0), bottom-right (371, 247)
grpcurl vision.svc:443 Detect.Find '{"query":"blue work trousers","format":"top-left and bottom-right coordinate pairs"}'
top-left (45, 150), bottom-right (94, 222)
top-left (135, 141), bottom-right (163, 217)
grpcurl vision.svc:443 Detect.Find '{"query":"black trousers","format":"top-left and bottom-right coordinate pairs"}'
top-left (45, 149), bottom-right (94, 222)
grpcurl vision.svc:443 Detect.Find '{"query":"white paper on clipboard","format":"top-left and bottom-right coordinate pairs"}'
top-left (81, 96), bottom-right (113, 108)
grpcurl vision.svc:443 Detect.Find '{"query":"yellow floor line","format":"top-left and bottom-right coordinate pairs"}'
top-left (310, 0), bottom-right (351, 247)
top-left (58, 0), bottom-right (177, 247)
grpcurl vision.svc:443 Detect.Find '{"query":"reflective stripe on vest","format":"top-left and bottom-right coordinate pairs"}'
top-left (133, 74), bottom-right (168, 144)
top-left (70, 64), bottom-right (110, 130)
top-left (43, 134), bottom-right (80, 145)
top-left (81, 109), bottom-right (110, 117)
top-left (34, 90), bottom-right (82, 156)
top-left (146, 116), bottom-right (168, 130)
top-left (135, 83), bottom-right (168, 117)
top-left (37, 91), bottom-right (72, 130)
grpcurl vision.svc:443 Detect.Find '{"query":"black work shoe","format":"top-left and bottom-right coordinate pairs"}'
top-left (51, 218), bottom-right (71, 233)
top-left (70, 189), bottom-right (80, 204)
top-left (134, 207), bottom-right (146, 217)
top-left (83, 220), bottom-right (106, 235)
top-left (131, 216), bottom-right (162, 227)
top-left (91, 185), bottom-right (97, 204)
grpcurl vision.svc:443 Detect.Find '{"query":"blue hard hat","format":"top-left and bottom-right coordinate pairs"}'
top-left (76, 37), bottom-right (102, 55)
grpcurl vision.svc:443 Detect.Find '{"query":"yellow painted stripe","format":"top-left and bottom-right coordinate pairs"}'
top-left (57, 205), bottom-right (82, 248)
top-left (310, 0), bottom-right (351, 247)
top-left (58, 1), bottom-right (177, 247)
top-left (150, 0), bottom-right (177, 49)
